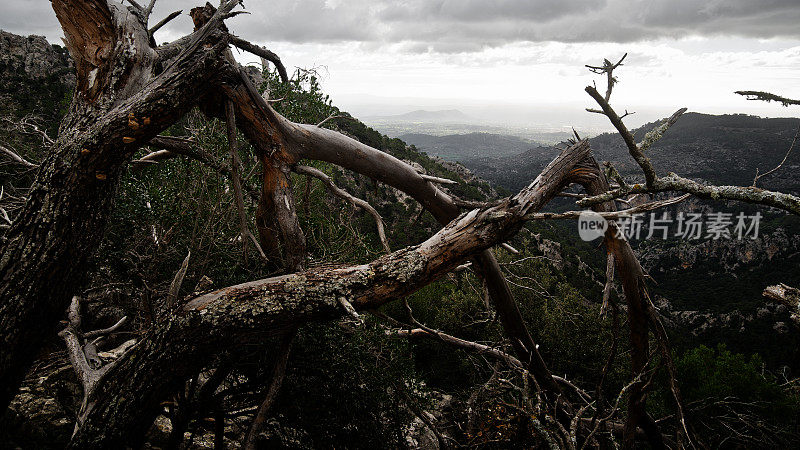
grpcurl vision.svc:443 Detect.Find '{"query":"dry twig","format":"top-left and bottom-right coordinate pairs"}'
top-left (294, 165), bottom-right (391, 253)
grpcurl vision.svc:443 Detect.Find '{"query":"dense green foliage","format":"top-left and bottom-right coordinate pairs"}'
top-left (648, 344), bottom-right (800, 448)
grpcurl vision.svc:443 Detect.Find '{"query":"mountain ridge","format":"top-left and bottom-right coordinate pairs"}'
top-left (367, 108), bottom-right (473, 123)
top-left (412, 112), bottom-right (800, 193)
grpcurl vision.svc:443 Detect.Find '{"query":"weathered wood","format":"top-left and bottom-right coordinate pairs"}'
top-left (218, 69), bottom-right (306, 272)
top-left (572, 157), bottom-right (666, 449)
top-left (224, 67), bottom-right (565, 397)
top-left (255, 157), bottom-right (307, 272)
top-left (0, 0), bottom-right (240, 410)
top-left (225, 100), bottom-right (267, 261)
top-left (229, 35), bottom-right (289, 83)
top-left (583, 80), bottom-right (800, 216)
top-left (67, 140), bottom-right (591, 448)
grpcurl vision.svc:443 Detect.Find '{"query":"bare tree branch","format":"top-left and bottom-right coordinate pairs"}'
top-left (229, 35), bottom-right (289, 83)
top-left (584, 57), bottom-right (800, 225)
top-left (585, 53), bottom-right (627, 101)
top-left (1, 116), bottom-right (54, 146)
top-left (420, 174), bottom-right (458, 185)
top-left (500, 243), bottom-right (520, 254)
top-left (735, 90), bottom-right (800, 107)
top-left (225, 100), bottom-right (268, 262)
top-left (83, 316), bottom-right (129, 340)
top-left (601, 252), bottom-right (615, 315)
top-left (316, 113), bottom-right (353, 128)
top-left (572, 154), bottom-right (668, 448)
top-left (142, 136), bottom-right (261, 201)
top-left (638, 108), bottom-right (687, 154)
top-left (390, 326), bottom-right (590, 406)
top-left (243, 329), bottom-right (296, 449)
top-left (557, 192), bottom-right (586, 200)
top-left (585, 85), bottom-right (657, 185)
top-left (167, 251), bottom-right (191, 308)
top-left (294, 165), bottom-right (391, 253)
top-left (577, 173), bottom-right (800, 216)
top-left (645, 299), bottom-right (695, 449)
top-left (752, 122), bottom-right (800, 187)
top-left (451, 197), bottom-right (504, 209)
top-left (144, 0), bottom-right (157, 19)
top-left (0, 144), bottom-right (38, 168)
top-left (58, 296), bottom-right (133, 436)
top-left (528, 193), bottom-right (691, 221)
top-left (149, 10), bottom-right (181, 35)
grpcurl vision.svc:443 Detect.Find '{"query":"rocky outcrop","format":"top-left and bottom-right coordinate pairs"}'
top-left (639, 226), bottom-right (800, 274)
top-left (0, 31), bottom-right (73, 84)
top-left (654, 296), bottom-right (793, 337)
top-left (1, 358), bottom-right (79, 448)
top-left (404, 390), bottom-right (454, 449)
top-left (0, 30), bottom-right (74, 133)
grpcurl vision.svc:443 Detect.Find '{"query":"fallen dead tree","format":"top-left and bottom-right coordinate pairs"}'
top-left (0, 2), bottom-right (799, 449)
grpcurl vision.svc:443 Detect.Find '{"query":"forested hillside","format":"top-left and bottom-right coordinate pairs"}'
top-left (399, 132), bottom-right (538, 160)
top-left (404, 116), bottom-right (800, 370)
top-left (431, 114), bottom-right (800, 194)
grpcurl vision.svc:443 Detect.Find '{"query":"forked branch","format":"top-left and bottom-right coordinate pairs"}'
top-left (149, 10), bottom-right (181, 36)
top-left (229, 35), bottom-right (289, 83)
top-left (585, 53), bottom-right (627, 102)
top-left (528, 193), bottom-right (691, 221)
top-left (294, 165), bottom-right (391, 253)
top-left (59, 296), bottom-right (132, 434)
top-left (70, 140), bottom-right (594, 447)
top-left (585, 85), bottom-right (657, 185)
top-left (0, 144), bottom-right (38, 168)
top-left (584, 57), bottom-right (800, 217)
top-left (577, 172), bottom-right (800, 216)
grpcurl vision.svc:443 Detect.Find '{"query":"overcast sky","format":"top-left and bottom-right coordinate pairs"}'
top-left (2, 0), bottom-right (799, 132)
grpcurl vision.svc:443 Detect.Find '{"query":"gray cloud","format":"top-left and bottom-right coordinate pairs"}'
top-left (378, 0), bottom-right (606, 23)
top-left (1, 0), bottom-right (799, 53)
top-left (0, 1), bottom-right (62, 40)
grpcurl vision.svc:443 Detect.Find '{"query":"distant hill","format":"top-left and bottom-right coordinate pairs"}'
top-left (454, 113), bottom-right (800, 193)
top-left (463, 145), bottom-right (561, 191)
top-left (590, 113), bottom-right (800, 192)
top-left (369, 109), bottom-right (473, 123)
top-left (400, 132), bottom-right (541, 160)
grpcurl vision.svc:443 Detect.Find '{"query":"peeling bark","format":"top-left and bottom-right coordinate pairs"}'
top-left (222, 67), bottom-right (564, 397)
top-left (67, 140), bottom-right (591, 448)
top-left (0, 0), bottom-right (240, 411)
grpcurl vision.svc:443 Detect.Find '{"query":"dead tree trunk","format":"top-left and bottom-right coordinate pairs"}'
top-left (0, 4), bottom-right (706, 448)
top-left (0, 2), bottom-right (554, 436)
top-left (572, 159), bottom-right (665, 449)
top-left (66, 140), bottom-right (593, 448)
top-left (0, 0), bottom-right (240, 410)
top-left (223, 68), bottom-right (564, 397)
